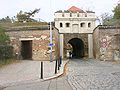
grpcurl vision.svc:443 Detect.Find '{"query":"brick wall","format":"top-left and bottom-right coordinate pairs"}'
top-left (5, 27), bottom-right (59, 61)
top-left (93, 26), bottom-right (120, 61)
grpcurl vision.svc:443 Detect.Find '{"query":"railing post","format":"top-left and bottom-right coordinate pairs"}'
top-left (55, 59), bottom-right (57, 74)
top-left (60, 56), bottom-right (62, 67)
top-left (58, 58), bottom-right (60, 70)
top-left (41, 61), bottom-right (43, 79)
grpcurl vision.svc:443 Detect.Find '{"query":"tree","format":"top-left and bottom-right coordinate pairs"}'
top-left (16, 10), bottom-right (28, 22)
top-left (99, 3), bottom-right (120, 25)
top-left (113, 4), bottom-right (120, 19)
top-left (100, 13), bottom-right (113, 25)
top-left (111, 4), bottom-right (120, 25)
top-left (0, 16), bottom-right (12, 23)
top-left (16, 8), bottom-right (40, 23)
top-left (0, 26), bottom-right (10, 45)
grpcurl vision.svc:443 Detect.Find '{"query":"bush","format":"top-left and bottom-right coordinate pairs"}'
top-left (0, 26), bottom-right (10, 44)
top-left (0, 45), bottom-right (13, 60)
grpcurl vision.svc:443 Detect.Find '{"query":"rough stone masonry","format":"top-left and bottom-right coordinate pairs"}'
top-left (5, 26), bottom-right (60, 61)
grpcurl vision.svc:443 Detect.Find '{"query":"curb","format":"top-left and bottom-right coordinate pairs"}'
top-left (1, 60), bottom-right (69, 88)
top-left (43, 60), bottom-right (69, 81)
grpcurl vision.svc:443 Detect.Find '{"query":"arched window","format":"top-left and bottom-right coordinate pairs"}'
top-left (60, 23), bottom-right (63, 27)
top-left (66, 23), bottom-right (70, 27)
top-left (80, 23), bottom-right (85, 27)
top-left (88, 23), bottom-right (91, 27)
top-left (70, 13), bottom-right (72, 17)
top-left (77, 13), bottom-right (79, 17)
top-left (62, 13), bottom-right (64, 17)
top-left (85, 13), bottom-right (87, 17)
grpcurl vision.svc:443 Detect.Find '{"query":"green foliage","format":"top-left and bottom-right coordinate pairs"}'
top-left (100, 13), bottom-right (113, 25)
top-left (100, 4), bottom-right (120, 25)
top-left (0, 59), bottom-right (16, 67)
top-left (99, 4), bottom-right (120, 25)
top-left (0, 59), bottom-right (11, 67)
top-left (110, 4), bottom-right (120, 25)
top-left (0, 16), bottom-right (12, 23)
top-left (113, 4), bottom-right (120, 19)
top-left (16, 9), bottom-right (40, 23)
top-left (0, 27), bottom-right (10, 44)
top-left (0, 45), bottom-right (13, 60)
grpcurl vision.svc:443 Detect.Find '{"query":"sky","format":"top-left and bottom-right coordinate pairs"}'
top-left (0, 0), bottom-right (119, 22)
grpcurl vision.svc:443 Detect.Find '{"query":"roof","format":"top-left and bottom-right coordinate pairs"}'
top-left (68, 6), bottom-right (84, 13)
top-left (86, 11), bottom-right (95, 13)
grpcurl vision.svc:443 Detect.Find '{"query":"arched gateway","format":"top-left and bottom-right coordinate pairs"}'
top-left (54, 6), bottom-right (96, 59)
top-left (64, 34), bottom-right (88, 58)
top-left (68, 38), bottom-right (84, 58)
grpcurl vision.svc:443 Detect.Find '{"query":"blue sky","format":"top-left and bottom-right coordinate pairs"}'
top-left (0, 0), bottom-right (119, 22)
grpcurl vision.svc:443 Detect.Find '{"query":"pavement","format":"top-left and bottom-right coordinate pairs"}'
top-left (67, 59), bottom-right (120, 90)
top-left (3, 76), bottom-right (72, 90)
top-left (0, 59), bottom-right (69, 90)
top-left (2, 58), bottom-right (120, 90)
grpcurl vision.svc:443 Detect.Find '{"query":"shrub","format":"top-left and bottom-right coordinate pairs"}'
top-left (0, 45), bottom-right (13, 60)
top-left (0, 26), bottom-right (10, 44)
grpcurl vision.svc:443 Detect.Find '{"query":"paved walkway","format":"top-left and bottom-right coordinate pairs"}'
top-left (4, 77), bottom-right (72, 90)
top-left (2, 58), bottom-right (120, 90)
top-left (67, 59), bottom-right (120, 90)
top-left (0, 60), bottom-right (68, 88)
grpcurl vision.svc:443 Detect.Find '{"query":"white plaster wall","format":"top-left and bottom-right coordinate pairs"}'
top-left (55, 20), bottom-right (96, 33)
top-left (54, 12), bottom-right (96, 34)
top-left (88, 34), bottom-right (93, 58)
top-left (55, 12), bottom-right (96, 18)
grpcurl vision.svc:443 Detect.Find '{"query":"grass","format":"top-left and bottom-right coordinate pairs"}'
top-left (0, 22), bottom-right (48, 29)
top-left (0, 59), bottom-right (19, 68)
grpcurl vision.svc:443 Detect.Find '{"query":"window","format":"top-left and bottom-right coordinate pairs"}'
top-left (60, 23), bottom-right (63, 27)
top-left (70, 13), bottom-right (72, 17)
top-left (85, 13), bottom-right (87, 17)
top-left (80, 23), bottom-right (85, 27)
top-left (62, 13), bottom-right (64, 17)
top-left (77, 13), bottom-right (79, 17)
top-left (88, 23), bottom-right (91, 27)
top-left (66, 23), bottom-right (70, 27)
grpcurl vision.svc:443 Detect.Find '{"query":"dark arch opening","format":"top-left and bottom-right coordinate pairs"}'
top-left (68, 38), bottom-right (84, 58)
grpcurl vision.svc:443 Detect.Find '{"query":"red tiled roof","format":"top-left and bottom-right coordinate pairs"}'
top-left (68, 6), bottom-right (84, 12)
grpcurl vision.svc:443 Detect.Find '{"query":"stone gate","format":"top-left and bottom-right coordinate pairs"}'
top-left (64, 33), bottom-right (88, 58)
top-left (54, 6), bottom-right (96, 58)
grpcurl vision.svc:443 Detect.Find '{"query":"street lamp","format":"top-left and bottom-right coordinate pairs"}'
top-left (49, 22), bottom-right (53, 62)
top-left (49, 0), bottom-right (53, 62)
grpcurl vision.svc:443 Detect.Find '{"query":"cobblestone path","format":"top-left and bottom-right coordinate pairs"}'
top-left (67, 59), bottom-right (120, 90)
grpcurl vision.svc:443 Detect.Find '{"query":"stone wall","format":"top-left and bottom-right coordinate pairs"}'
top-left (64, 33), bottom-right (88, 57)
top-left (5, 27), bottom-right (59, 61)
top-left (93, 26), bottom-right (120, 61)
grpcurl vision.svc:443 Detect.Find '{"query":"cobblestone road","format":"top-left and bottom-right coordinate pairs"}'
top-left (67, 59), bottom-right (120, 90)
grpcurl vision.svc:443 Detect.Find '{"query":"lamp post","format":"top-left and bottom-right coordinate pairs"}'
top-left (49, 0), bottom-right (53, 62)
top-left (49, 22), bottom-right (53, 62)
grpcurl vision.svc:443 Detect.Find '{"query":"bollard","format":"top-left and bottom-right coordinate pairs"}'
top-left (60, 56), bottom-right (62, 67)
top-left (58, 58), bottom-right (60, 70)
top-left (41, 62), bottom-right (43, 79)
top-left (55, 59), bottom-right (58, 74)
